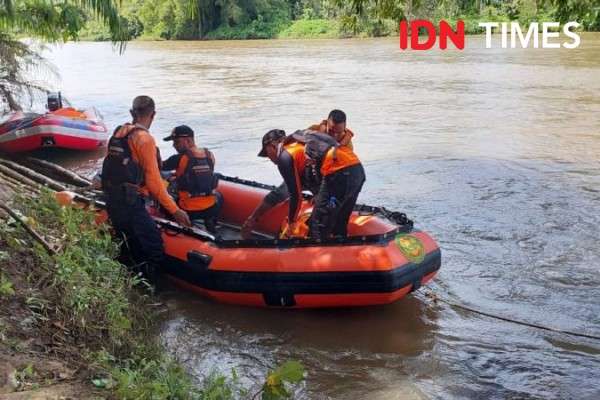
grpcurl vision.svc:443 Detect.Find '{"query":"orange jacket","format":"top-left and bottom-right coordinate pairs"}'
top-left (320, 146), bottom-right (361, 176)
top-left (278, 140), bottom-right (360, 221)
top-left (309, 120), bottom-right (355, 150)
top-left (174, 147), bottom-right (217, 211)
top-left (114, 123), bottom-right (178, 215)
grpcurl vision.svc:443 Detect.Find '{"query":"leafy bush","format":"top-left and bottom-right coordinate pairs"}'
top-left (278, 19), bottom-right (339, 38)
top-left (0, 272), bottom-right (14, 297)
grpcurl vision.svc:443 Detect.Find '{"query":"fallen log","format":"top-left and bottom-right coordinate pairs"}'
top-left (0, 170), bottom-right (31, 188)
top-left (0, 163), bottom-right (42, 189)
top-left (26, 157), bottom-right (92, 187)
top-left (0, 174), bottom-right (39, 196)
top-left (0, 159), bottom-right (67, 191)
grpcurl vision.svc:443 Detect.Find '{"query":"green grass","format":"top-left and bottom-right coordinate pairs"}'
top-left (278, 19), bottom-right (340, 39)
top-left (204, 17), bottom-right (290, 40)
top-left (0, 272), bottom-right (14, 297)
top-left (1, 190), bottom-right (304, 399)
top-left (0, 191), bottom-right (224, 398)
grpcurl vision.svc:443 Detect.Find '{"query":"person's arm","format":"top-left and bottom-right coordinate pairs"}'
top-left (308, 120), bottom-right (327, 133)
top-left (161, 154), bottom-right (180, 171)
top-left (252, 183), bottom-right (289, 219)
top-left (265, 182), bottom-right (289, 205)
top-left (277, 150), bottom-right (302, 223)
top-left (132, 132), bottom-right (179, 215)
top-left (340, 129), bottom-right (354, 150)
top-left (241, 182), bottom-right (289, 239)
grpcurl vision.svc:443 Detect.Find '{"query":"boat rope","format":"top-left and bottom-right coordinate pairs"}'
top-left (219, 175), bottom-right (414, 229)
top-left (415, 287), bottom-right (600, 341)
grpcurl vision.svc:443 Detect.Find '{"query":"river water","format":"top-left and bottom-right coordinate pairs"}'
top-left (42, 34), bottom-right (600, 399)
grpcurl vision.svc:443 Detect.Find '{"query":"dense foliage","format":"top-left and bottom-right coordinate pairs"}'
top-left (0, 0), bottom-right (127, 111)
top-left (81, 0), bottom-right (600, 40)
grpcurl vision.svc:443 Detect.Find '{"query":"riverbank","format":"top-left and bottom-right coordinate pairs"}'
top-left (0, 157), bottom-right (306, 399)
top-left (0, 186), bottom-right (205, 398)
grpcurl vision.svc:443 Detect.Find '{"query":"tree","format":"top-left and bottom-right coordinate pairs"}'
top-left (0, 0), bottom-right (128, 112)
top-left (551, 0), bottom-right (600, 29)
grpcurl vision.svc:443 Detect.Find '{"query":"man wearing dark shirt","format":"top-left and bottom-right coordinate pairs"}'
top-left (243, 129), bottom-right (364, 239)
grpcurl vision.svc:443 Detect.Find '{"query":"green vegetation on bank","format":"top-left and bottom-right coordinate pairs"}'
top-left (78, 0), bottom-right (600, 41)
top-left (0, 190), bottom-right (304, 399)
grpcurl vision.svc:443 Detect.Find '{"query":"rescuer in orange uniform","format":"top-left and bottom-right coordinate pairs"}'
top-left (308, 109), bottom-right (355, 150)
top-left (256, 129), bottom-right (365, 240)
top-left (101, 96), bottom-right (191, 282)
top-left (161, 125), bottom-right (222, 234)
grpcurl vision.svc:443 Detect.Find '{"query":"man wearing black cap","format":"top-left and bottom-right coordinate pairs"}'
top-left (243, 128), bottom-right (364, 240)
top-left (242, 130), bottom-right (304, 238)
top-left (162, 125), bottom-right (222, 233)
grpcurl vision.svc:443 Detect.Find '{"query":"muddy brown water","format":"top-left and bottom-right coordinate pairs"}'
top-left (34, 34), bottom-right (600, 399)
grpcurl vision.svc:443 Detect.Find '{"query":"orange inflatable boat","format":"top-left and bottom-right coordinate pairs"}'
top-left (87, 176), bottom-right (441, 308)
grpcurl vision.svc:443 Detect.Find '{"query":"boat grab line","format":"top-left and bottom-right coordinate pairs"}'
top-left (416, 287), bottom-right (600, 341)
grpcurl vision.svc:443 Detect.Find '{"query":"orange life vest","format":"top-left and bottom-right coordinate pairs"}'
top-left (174, 147), bottom-right (217, 211)
top-left (320, 146), bottom-right (361, 176)
top-left (309, 120), bottom-right (355, 150)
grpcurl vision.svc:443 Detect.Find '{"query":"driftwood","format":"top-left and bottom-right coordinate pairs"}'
top-left (0, 159), bottom-right (67, 191)
top-left (0, 170), bottom-right (33, 190)
top-left (0, 177), bottom-right (21, 192)
top-left (0, 163), bottom-right (42, 188)
top-left (0, 174), bottom-right (38, 195)
top-left (0, 203), bottom-right (56, 255)
top-left (0, 158), bottom-right (91, 255)
top-left (26, 157), bottom-right (92, 187)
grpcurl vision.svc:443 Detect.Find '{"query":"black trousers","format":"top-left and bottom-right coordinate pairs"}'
top-left (106, 195), bottom-right (164, 280)
top-left (187, 192), bottom-right (224, 234)
top-left (309, 163), bottom-right (366, 240)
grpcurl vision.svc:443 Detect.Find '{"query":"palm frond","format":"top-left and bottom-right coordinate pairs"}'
top-left (0, 0), bottom-right (130, 46)
top-left (0, 33), bottom-right (57, 112)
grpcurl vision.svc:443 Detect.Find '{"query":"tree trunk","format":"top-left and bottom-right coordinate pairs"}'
top-left (0, 84), bottom-right (22, 111)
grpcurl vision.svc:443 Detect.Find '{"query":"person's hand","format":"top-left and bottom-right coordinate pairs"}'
top-left (173, 208), bottom-right (191, 227)
top-left (240, 216), bottom-right (257, 239)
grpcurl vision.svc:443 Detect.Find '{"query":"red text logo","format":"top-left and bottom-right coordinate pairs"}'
top-left (400, 20), bottom-right (465, 50)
